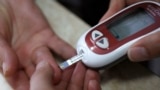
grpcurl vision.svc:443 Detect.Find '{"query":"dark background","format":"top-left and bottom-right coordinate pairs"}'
top-left (57, 0), bottom-right (110, 26)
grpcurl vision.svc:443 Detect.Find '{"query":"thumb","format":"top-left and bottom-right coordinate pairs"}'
top-left (30, 61), bottom-right (55, 90)
top-left (128, 32), bottom-right (160, 62)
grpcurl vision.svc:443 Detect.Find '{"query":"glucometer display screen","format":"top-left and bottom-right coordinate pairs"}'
top-left (108, 9), bottom-right (155, 40)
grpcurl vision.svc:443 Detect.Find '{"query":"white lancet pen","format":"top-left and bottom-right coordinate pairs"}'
top-left (59, 54), bottom-right (83, 70)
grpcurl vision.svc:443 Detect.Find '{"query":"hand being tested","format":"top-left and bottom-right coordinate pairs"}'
top-left (1, 0), bottom-right (74, 88)
top-left (31, 61), bottom-right (101, 90)
top-left (100, 0), bottom-right (160, 62)
top-left (0, 0), bottom-right (101, 90)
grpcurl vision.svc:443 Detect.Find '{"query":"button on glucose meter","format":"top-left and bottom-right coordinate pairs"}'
top-left (96, 37), bottom-right (109, 49)
top-left (91, 30), bottom-right (103, 40)
top-left (60, 1), bottom-right (160, 70)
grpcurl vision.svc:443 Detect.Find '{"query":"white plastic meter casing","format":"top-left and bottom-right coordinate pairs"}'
top-left (76, 1), bottom-right (160, 68)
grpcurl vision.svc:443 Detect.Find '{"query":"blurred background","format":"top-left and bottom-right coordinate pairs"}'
top-left (57, 0), bottom-right (110, 26)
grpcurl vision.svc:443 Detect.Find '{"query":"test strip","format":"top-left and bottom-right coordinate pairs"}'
top-left (59, 54), bottom-right (83, 70)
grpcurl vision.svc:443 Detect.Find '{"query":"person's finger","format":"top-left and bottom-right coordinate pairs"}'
top-left (30, 61), bottom-right (54, 90)
top-left (48, 35), bottom-right (76, 59)
top-left (67, 62), bottom-right (86, 90)
top-left (128, 32), bottom-right (160, 61)
top-left (0, 36), bottom-right (18, 76)
top-left (32, 46), bottom-right (62, 84)
top-left (6, 70), bottom-right (29, 90)
top-left (100, 0), bottom-right (126, 22)
top-left (24, 63), bottom-right (35, 77)
top-left (88, 80), bottom-right (101, 90)
top-left (55, 65), bottom-right (75, 90)
top-left (100, 0), bottom-right (144, 22)
top-left (84, 69), bottom-right (101, 90)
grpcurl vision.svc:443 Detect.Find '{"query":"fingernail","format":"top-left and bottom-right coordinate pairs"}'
top-left (128, 47), bottom-right (149, 61)
top-left (2, 63), bottom-right (9, 76)
top-left (89, 80), bottom-right (101, 90)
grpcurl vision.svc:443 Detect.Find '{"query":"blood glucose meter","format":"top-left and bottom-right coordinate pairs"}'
top-left (76, 1), bottom-right (160, 68)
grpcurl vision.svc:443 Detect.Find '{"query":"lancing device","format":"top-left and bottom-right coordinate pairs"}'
top-left (60, 1), bottom-right (160, 70)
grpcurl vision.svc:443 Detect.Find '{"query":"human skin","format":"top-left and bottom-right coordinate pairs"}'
top-left (100, 0), bottom-right (160, 62)
top-left (30, 61), bottom-right (101, 90)
top-left (0, 0), bottom-right (100, 90)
